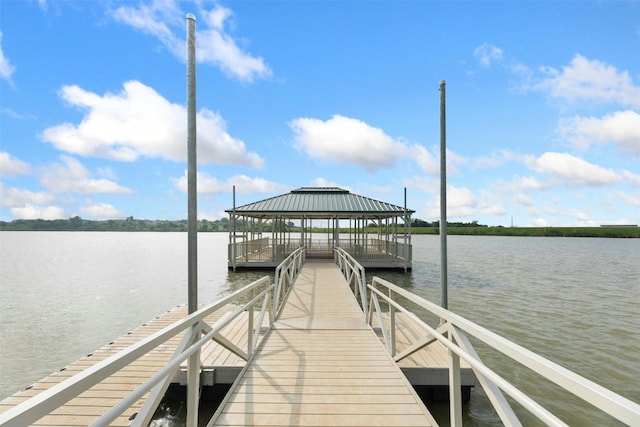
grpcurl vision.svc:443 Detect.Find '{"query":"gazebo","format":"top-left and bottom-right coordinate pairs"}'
top-left (226, 187), bottom-right (413, 271)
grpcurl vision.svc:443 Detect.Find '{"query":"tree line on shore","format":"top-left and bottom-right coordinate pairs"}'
top-left (0, 216), bottom-right (227, 232)
top-left (0, 216), bottom-right (637, 237)
top-left (0, 216), bottom-right (483, 232)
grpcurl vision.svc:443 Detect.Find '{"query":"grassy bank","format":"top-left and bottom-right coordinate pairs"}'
top-left (408, 226), bottom-right (639, 238)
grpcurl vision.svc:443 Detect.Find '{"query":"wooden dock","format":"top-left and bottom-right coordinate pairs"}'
top-left (0, 305), bottom-right (247, 426)
top-left (209, 260), bottom-right (437, 426)
top-left (0, 260), bottom-right (473, 426)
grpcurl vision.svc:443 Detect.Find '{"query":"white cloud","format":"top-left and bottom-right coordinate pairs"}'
top-left (111, 0), bottom-right (183, 56)
top-left (525, 152), bottom-right (622, 186)
top-left (447, 187), bottom-right (505, 218)
top-left (0, 182), bottom-right (67, 220)
top-left (527, 205), bottom-right (592, 226)
top-left (413, 145), bottom-right (439, 175)
top-left (172, 171), bottom-right (287, 195)
top-left (362, 183), bottom-right (394, 196)
top-left (1, 108), bottom-right (36, 120)
top-left (310, 177), bottom-right (350, 190)
top-left (403, 176), bottom-right (439, 194)
top-left (172, 170), bottom-right (225, 194)
top-left (80, 200), bottom-right (124, 220)
top-left (473, 150), bottom-right (516, 169)
top-left (39, 155), bottom-right (133, 194)
top-left (558, 110), bottom-right (640, 155)
top-left (534, 55), bottom-right (640, 107)
top-left (448, 185), bottom-right (478, 209)
top-left (0, 31), bottom-right (15, 83)
top-left (474, 43), bottom-right (503, 67)
top-left (197, 108), bottom-right (265, 168)
top-left (531, 217), bottom-right (551, 227)
top-left (445, 149), bottom-right (467, 175)
top-left (0, 152), bottom-right (30, 176)
top-left (289, 114), bottom-right (413, 173)
top-left (423, 184), bottom-right (505, 219)
top-left (404, 145), bottom-right (461, 176)
top-left (198, 8), bottom-right (272, 82)
top-left (227, 175), bottom-right (289, 194)
top-left (41, 81), bottom-right (264, 168)
top-left (204, 5), bottom-right (232, 30)
top-left (506, 176), bottom-right (550, 193)
top-left (515, 193), bottom-right (533, 207)
top-left (614, 191), bottom-right (640, 207)
top-left (622, 170), bottom-right (640, 187)
top-left (111, 0), bottom-right (271, 82)
top-left (0, 183), bottom-right (55, 207)
top-left (10, 204), bottom-right (67, 220)
top-left (96, 167), bottom-right (118, 181)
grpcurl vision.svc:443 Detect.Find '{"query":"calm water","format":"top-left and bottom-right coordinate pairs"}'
top-left (1, 232), bottom-right (638, 425)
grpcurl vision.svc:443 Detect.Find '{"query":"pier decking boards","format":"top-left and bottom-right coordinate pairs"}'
top-left (0, 260), bottom-right (464, 426)
top-left (0, 305), bottom-right (246, 427)
top-left (208, 260), bottom-right (437, 426)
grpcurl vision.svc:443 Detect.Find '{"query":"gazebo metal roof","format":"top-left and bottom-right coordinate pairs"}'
top-left (226, 187), bottom-right (414, 218)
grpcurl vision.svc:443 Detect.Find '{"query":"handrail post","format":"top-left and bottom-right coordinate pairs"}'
top-left (360, 265), bottom-right (367, 320)
top-left (273, 266), bottom-right (282, 316)
top-left (389, 288), bottom-right (395, 357)
top-left (449, 323), bottom-right (462, 427)
top-left (186, 323), bottom-right (200, 427)
top-left (248, 292), bottom-right (255, 358)
top-left (352, 266), bottom-right (359, 301)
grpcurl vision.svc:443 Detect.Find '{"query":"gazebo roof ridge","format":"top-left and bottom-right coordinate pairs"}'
top-left (291, 187), bottom-right (349, 194)
top-left (226, 186), bottom-right (414, 216)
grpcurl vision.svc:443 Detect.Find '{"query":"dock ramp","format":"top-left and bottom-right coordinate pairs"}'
top-left (207, 260), bottom-right (437, 426)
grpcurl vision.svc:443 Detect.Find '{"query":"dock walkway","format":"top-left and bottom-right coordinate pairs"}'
top-left (0, 260), bottom-right (447, 426)
top-left (209, 260), bottom-right (437, 426)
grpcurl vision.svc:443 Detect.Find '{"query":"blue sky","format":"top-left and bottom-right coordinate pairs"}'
top-left (1, 0), bottom-right (639, 226)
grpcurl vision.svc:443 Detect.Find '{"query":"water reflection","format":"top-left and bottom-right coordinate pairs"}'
top-left (224, 269), bottom-right (274, 291)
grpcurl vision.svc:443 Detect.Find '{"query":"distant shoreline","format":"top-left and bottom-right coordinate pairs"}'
top-left (409, 226), bottom-right (639, 238)
top-left (0, 218), bottom-right (638, 238)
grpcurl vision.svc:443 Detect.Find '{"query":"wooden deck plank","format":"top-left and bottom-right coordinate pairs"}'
top-left (0, 304), bottom-right (249, 426)
top-left (210, 261), bottom-right (438, 427)
top-left (222, 392), bottom-right (419, 405)
top-left (220, 402), bottom-right (426, 415)
top-left (214, 412), bottom-right (430, 427)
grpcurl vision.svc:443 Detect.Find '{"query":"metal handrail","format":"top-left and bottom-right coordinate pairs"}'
top-left (368, 276), bottom-right (640, 427)
top-left (334, 246), bottom-right (367, 319)
top-left (0, 276), bottom-right (273, 427)
top-left (273, 246), bottom-right (306, 318)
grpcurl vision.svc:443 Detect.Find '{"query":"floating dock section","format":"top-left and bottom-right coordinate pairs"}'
top-left (0, 261), bottom-right (476, 426)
